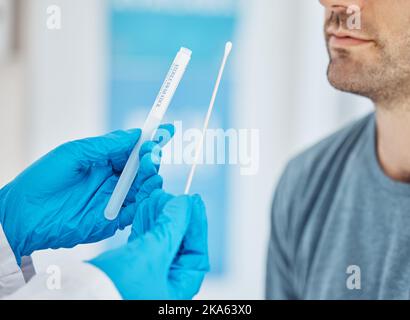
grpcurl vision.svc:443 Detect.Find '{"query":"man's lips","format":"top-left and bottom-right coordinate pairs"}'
top-left (328, 32), bottom-right (373, 48)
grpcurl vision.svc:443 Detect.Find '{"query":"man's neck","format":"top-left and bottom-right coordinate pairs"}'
top-left (375, 107), bottom-right (410, 183)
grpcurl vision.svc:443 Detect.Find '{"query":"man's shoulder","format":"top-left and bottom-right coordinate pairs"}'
top-left (282, 113), bottom-right (373, 188)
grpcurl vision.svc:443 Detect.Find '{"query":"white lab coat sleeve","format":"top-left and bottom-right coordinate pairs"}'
top-left (5, 261), bottom-right (123, 300)
top-left (0, 224), bottom-right (26, 298)
top-left (0, 224), bottom-right (122, 300)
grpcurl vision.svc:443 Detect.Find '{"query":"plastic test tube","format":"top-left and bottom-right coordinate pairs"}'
top-left (104, 47), bottom-right (192, 220)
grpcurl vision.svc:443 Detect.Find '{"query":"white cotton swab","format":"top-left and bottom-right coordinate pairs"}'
top-left (184, 41), bottom-right (233, 195)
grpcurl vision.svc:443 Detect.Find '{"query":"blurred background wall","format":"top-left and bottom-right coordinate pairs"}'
top-left (0, 0), bottom-right (372, 299)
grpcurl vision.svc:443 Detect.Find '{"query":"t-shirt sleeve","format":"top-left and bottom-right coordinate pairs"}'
top-left (266, 163), bottom-right (298, 300)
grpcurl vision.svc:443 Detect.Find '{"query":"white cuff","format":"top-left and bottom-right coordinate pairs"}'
top-left (0, 223), bottom-right (121, 300)
top-left (0, 224), bottom-right (26, 298)
top-left (5, 261), bottom-right (122, 300)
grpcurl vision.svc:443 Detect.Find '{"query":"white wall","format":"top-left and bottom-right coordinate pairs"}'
top-left (25, 0), bottom-right (107, 160)
top-left (198, 0), bottom-right (297, 300)
top-left (24, 0), bottom-right (108, 270)
top-left (0, 0), bottom-right (26, 186)
top-left (0, 60), bottom-right (25, 185)
top-left (0, 0), bottom-right (13, 62)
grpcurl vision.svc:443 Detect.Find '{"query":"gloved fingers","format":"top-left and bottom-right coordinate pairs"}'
top-left (152, 189), bottom-right (175, 221)
top-left (128, 197), bottom-right (150, 241)
top-left (135, 123), bottom-right (175, 173)
top-left (119, 123), bottom-right (174, 194)
top-left (15, 146), bottom-right (92, 193)
top-left (99, 125), bottom-right (173, 221)
top-left (93, 172), bottom-right (159, 228)
top-left (97, 173), bottom-right (119, 198)
top-left (111, 138), bottom-right (161, 174)
top-left (26, 125), bottom-right (174, 193)
top-left (152, 123), bottom-right (175, 148)
top-left (134, 174), bottom-right (163, 206)
top-left (73, 165), bottom-right (114, 204)
top-left (136, 124), bottom-right (174, 157)
top-left (64, 129), bottom-right (142, 169)
top-left (124, 153), bottom-right (161, 205)
top-left (128, 189), bottom-right (173, 240)
top-left (168, 195), bottom-right (209, 297)
top-left (169, 269), bottom-right (207, 300)
top-left (63, 124), bottom-right (173, 172)
top-left (143, 189), bottom-right (174, 232)
top-left (138, 141), bottom-right (162, 172)
top-left (118, 175), bottom-right (164, 230)
top-left (93, 174), bottom-right (124, 229)
top-left (143, 195), bottom-right (192, 268)
top-left (174, 195), bottom-right (209, 270)
top-left (134, 146), bottom-right (162, 186)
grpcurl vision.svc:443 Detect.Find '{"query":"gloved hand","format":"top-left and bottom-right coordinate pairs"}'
top-left (0, 125), bottom-right (174, 264)
top-left (89, 189), bottom-right (209, 300)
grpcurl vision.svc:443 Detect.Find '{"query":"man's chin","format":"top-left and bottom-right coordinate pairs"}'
top-left (327, 61), bottom-right (367, 94)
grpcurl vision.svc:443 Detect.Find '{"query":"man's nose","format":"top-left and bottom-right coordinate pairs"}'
top-left (319, 0), bottom-right (364, 10)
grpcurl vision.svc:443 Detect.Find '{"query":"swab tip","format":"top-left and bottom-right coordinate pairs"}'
top-left (225, 41), bottom-right (233, 56)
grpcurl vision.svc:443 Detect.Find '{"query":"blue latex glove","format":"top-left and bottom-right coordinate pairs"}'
top-left (89, 189), bottom-right (209, 300)
top-left (0, 125), bottom-right (174, 264)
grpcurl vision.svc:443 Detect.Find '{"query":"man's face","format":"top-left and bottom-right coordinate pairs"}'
top-left (320, 0), bottom-right (410, 106)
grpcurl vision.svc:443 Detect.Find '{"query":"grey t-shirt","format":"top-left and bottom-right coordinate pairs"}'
top-left (266, 113), bottom-right (410, 299)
